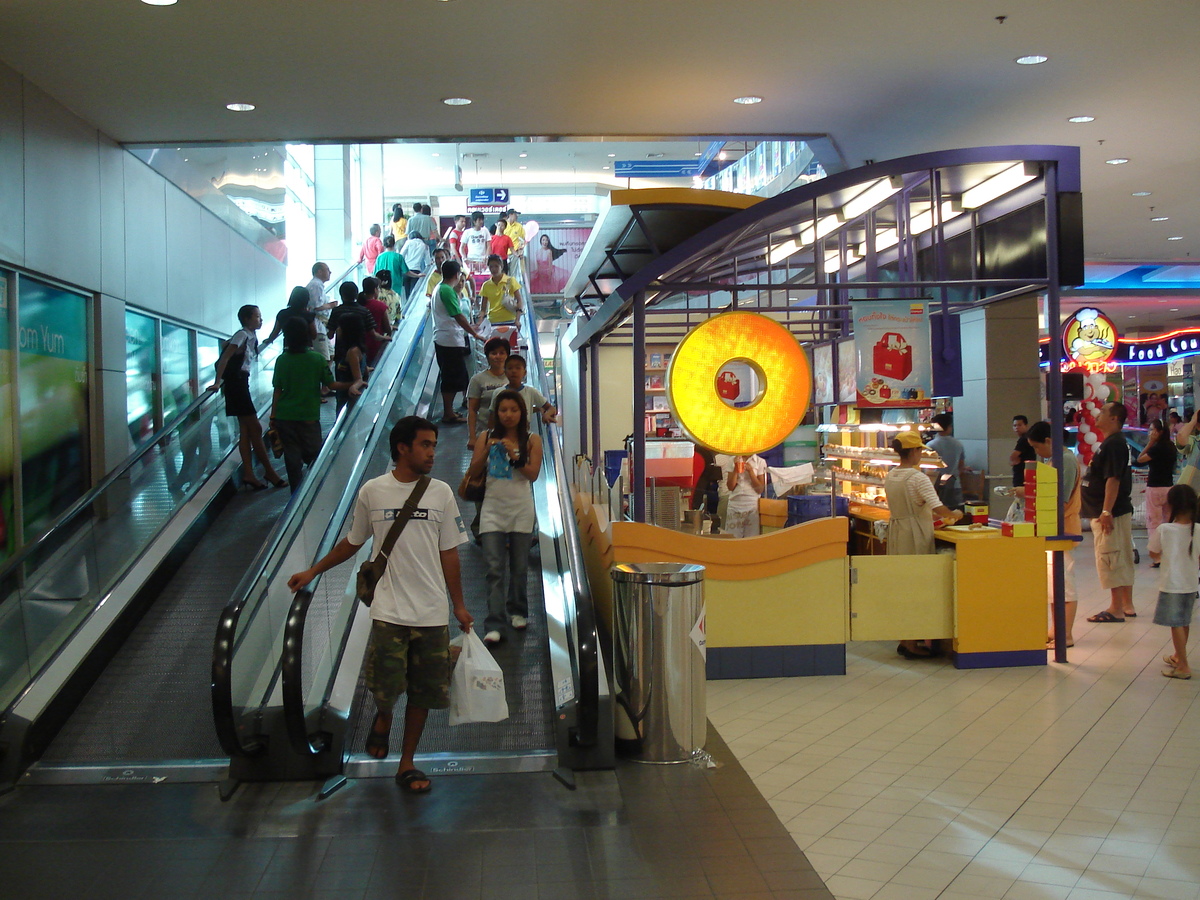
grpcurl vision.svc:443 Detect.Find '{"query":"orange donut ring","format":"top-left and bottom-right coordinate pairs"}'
top-left (666, 311), bottom-right (811, 456)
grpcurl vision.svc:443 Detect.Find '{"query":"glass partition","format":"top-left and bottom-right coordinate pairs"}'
top-left (125, 310), bottom-right (158, 442)
top-left (161, 321), bottom-right (195, 427)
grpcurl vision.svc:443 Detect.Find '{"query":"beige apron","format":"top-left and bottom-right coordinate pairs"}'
top-left (885, 466), bottom-right (936, 555)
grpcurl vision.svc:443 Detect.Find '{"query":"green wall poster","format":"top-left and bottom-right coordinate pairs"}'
top-left (17, 275), bottom-right (89, 542)
top-left (0, 272), bottom-right (13, 563)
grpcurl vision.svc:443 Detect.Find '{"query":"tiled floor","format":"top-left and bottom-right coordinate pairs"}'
top-left (709, 535), bottom-right (1200, 900)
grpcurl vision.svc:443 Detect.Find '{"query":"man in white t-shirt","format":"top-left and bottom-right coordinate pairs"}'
top-left (720, 453), bottom-right (768, 537)
top-left (288, 416), bottom-right (472, 795)
top-left (462, 211), bottom-right (492, 279)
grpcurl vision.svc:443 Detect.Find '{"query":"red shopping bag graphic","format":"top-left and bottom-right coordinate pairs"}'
top-left (873, 332), bottom-right (912, 380)
top-left (716, 370), bottom-right (740, 400)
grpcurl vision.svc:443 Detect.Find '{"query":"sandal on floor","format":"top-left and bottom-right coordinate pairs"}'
top-left (365, 714), bottom-right (390, 759)
top-left (1124, 612), bottom-right (1138, 617)
top-left (1162, 668), bottom-right (1192, 680)
top-left (1164, 655), bottom-right (1179, 667)
top-left (1086, 611), bottom-right (1124, 623)
top-left (396, 768), bottom-right (432, 793)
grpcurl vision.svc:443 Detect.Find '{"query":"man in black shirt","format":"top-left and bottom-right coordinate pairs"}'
top-left (1081, 401), bottom-right (1135, 622)
top-left (1010, 415), bottom-right (1036, 487)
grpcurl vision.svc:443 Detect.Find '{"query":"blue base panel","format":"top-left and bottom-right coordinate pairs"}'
top-left (953, 649), bottom-right (1046, 669)
top-left (707, 644), bottom-right (846, 679)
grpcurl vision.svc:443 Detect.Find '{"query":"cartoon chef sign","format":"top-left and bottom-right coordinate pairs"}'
top-left (1063, 307), bottom-right (1118, 367)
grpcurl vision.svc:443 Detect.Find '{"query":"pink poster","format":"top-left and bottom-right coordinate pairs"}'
top-left (528, 226), bottom-right (590, 295)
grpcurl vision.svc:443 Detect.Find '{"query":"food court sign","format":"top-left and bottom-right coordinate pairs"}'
top-left (1043, 321), bottom-right (1200, 369)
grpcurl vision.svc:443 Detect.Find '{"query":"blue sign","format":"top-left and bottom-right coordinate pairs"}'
top-left (468, 188), bottom-right (510, 205)
top-left (614, 160), bottom-right (702, 178)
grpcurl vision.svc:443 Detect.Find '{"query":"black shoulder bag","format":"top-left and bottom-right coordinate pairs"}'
top-left (356, 476), bottom-right (430, 606)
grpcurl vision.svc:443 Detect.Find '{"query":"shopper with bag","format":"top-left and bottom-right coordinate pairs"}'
top-left (287, 416), bottom-right (473, 795)
top-left (464, 390), bottom-right (542, 646)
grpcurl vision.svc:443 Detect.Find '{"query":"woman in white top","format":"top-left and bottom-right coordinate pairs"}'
top-left (722, 454), bottom-right (767, 537)
top-left (883, 430), bottom-right (962, 658)
top-left (465, 390), bottom-right (542, 646)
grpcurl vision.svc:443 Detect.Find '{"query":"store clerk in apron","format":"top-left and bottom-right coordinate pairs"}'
top-left (884, 430), bottom-right (962, 659)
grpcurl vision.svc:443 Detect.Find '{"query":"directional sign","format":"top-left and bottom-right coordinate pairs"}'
top-left (468, 187), bottom-right (510, 205)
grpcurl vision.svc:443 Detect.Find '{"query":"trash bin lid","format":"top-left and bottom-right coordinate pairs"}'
top-left (610, 562), bottom-right (705, 584)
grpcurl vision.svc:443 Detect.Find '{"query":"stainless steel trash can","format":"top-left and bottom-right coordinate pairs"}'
top-left (611, 562), bottom-right (706, 763)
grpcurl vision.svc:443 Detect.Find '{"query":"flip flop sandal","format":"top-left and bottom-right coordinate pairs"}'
top-left (365, 714), bottom-right (390, 759)
top-left (1164, 655), bottom-right (1179, 667)
top-left (1162, 668), bottom-right (1192, 680)
top-left (1124, 612), bottom-right (1138, 617)
top-left (1086, 611), bottom-right (1125, 623)
top-left (396, 768), bottom-right (432, 793)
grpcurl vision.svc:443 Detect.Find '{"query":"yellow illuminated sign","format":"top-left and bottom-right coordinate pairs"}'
top-left (667, 311), bottom-right (812, 456)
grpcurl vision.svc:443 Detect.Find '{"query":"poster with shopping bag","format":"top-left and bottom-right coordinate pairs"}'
top-left (448, 630), bottom-right (509, 725)
top-left (851, 300), bottom-right (932, 408)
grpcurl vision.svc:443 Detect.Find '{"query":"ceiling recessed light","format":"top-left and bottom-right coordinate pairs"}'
top-left (1067, 115), bottom-right (1095, 123)
top-left (1151, 216), bottom-right (1169, 222)
top-left (733, 95), bottom-right (762, 105)
top-left (518, 165), bottom-right (526, 169)
top-left (1171, 308), bottom-right (1180, 311)
top-left (1015, 55), bottom-right (1048, 65)
top-left (518, 152), bottom-right (527, 158)
top-left (1105, 158), bottom-right (1129, 165)
top-left (141, 0), bottom-right (178, 5)
top-left (1132, 191), bottom-right (1152, 197)
top-left (647, 153), bottom-right (665, 159)
top-left (225, 102), bottom-right (255, 112)
top-left (602, 166), bottom-right (610, 170)
top-left (1168, 236), bottom-right (1184, 241)
top-left (1128, 315), bottom-right (1136, 319)
top-left (694, 152), bottom-right (702, 157)
top-left (431, 152), bottom-right (439, 157)
top-left (607, 153), bottom-right (616, 158)
top-left (442, 97), bottom-right (471, 106)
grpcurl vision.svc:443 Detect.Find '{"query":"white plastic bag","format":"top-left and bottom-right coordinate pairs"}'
top-left (448, 630), bottom-right (509, 725)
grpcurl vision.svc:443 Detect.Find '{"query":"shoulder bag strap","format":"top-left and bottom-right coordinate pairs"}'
top-left (375, 475), bottom-right (431, 564)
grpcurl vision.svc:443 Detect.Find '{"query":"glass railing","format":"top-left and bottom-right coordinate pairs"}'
top-left (0, 340), bottom-right (282, 715)
top-left (215, 271), bottom-right (437, 759)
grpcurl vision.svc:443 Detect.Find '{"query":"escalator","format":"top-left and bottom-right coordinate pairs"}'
top-left (256, 258), bottom-right (611, 791)
top-left (0, 265), bottom-right (403, 788)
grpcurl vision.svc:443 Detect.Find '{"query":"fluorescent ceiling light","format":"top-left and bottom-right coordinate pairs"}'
top-left (1015, 55), bottom-right (1048, 65)
top-left (874, 228), bottom-right (899, 252)
top-left (431, 152), bottom-right (439, 157)
top-left (518, 152), bottom-right (527, 158)
top-left (1151, 216), bottom-right (1169, 222)
top-left (225, 102), bottom-right (255, 112)
top-left (766, 216), bottom-right (840, 265)
top-left (442, 97), bottom-right (471, 106)
top-left (1105, 158), bottom-right (1130, 165)
top-left (909, 201), bottom-right (964, 235)
top-left (1133, 191), bottom-right (1152, 197)
top-left (961, 162), bottom-right (1037, 209)
top-left (733, 96), bottom-right (762, 105)
top-left (1067, 116), bottom-right (1095, 123)
top-left (840, 177), bottom-right (902, 221)
top-left (1168, 236), bottom-right (1184, 241)
top-left (607, 153), bottom-right (616, 158)
top-left (767, 239), bottom-right (799, 266)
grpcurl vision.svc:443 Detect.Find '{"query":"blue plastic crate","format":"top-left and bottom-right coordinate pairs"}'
top-left (787, 494), bottom-right (849, 525)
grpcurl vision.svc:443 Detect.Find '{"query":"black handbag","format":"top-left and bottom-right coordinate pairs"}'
top-left (356, 476), bottom-right (430, 606)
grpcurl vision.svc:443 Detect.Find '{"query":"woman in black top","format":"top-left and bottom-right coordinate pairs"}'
top-left (332, 313), bottom-right (368, 415)
top-left (262, 286), bottom-right (317, 348)
top-left (1140, 418), bottom-right (1178, 564)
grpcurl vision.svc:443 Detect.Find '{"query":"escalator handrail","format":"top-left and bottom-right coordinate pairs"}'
top-left (0, 340), bottom-right (282, 588)
top-left (513, 255), bottom-right (601, 748)
top-left (276, 268), bottom-right (440, 757)
top-left (217, 270), bottom-right (435, 758)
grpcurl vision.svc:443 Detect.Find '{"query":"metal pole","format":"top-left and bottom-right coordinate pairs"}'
top-left (590, 339), bottom-right (601, 466)
top-left (632, 292), bottom-right (646, 523)
top-left (1044, 163), bottom-right (1069, 665)
top-left (579, 338), bottom-right (589, 463)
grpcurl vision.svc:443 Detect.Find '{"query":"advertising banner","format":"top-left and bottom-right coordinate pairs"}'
top-left (813, 343), bottom-right (834, 405)
top-left (851, 300), bottom-right (932, 407)
top-left (17, 276), bottom-right (89, 541)
top-left (528, 226), bottom-right (590, 295)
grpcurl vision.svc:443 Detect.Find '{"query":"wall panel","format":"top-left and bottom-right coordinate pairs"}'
top-left (122, 153), bottom-right (167, 314)
top-left (164, 184), bottom-right (202, 322)
top-left (199, 209), bottom-right (232, 333)
top-left (98, 136), bottom-right (126, 298)
top-left (0, 64), bottom-right (24, 266)
top-left (22, 83), bottom-right (101, 289)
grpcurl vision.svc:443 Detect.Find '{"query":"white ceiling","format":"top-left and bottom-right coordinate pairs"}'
top-left (1, 0), bottom-right (1197, 263)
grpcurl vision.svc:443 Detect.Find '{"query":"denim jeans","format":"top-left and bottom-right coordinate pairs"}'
top-left (480, 530), bottom-right (533, 632)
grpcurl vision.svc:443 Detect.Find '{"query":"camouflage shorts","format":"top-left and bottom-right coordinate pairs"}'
top-left (364, 621), bottom-right (451, 710)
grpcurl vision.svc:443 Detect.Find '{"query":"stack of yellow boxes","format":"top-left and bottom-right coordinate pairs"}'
top-left (1027, 461), bottom-right (1059, 536)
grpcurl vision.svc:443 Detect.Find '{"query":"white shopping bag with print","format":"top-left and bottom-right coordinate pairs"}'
top-left (449, 630), bottom-right (509, 725)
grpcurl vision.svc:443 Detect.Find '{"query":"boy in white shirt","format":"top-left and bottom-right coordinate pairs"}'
top-left (488, 354), bottom-right (557, 425)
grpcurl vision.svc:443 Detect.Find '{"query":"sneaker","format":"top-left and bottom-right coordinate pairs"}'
top-left (483, 630), bottom-right (502, 645)
top-left (510, 615), bottom-right (527, 630)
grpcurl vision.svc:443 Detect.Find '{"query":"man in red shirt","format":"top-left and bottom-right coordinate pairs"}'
top-left (360, 276), bottom-right (394, 366)
top-left (357, 224), bottom-right (385, 275)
